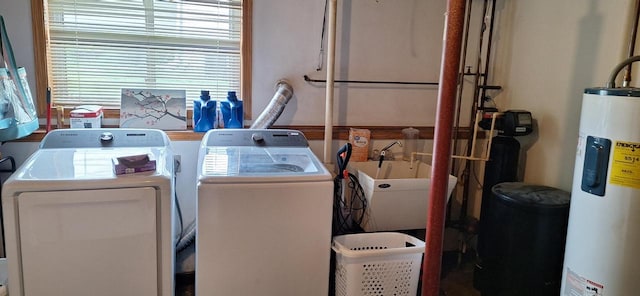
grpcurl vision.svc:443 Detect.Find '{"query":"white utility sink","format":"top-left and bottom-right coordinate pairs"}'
top-left (348, 160), bottom-right (458, 232)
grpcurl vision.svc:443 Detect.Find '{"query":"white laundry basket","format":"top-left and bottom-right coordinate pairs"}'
top-left (332, 232), bottom-right (425, 296)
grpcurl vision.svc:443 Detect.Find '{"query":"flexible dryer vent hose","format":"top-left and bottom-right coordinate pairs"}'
top-left (250, 80), bottom-right (294, 129)
top-left (176, 220), bottom-right (196, 253)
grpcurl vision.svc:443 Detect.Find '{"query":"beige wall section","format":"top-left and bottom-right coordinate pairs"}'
top-left (251, 0), bottom-right (478, 127)
top-left (489, 0), bottom-right (635, 197)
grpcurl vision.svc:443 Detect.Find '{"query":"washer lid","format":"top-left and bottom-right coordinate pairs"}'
top-left (13, 147), bottom-right (168, 180)
top-left (199, 146), bottom-right (330, 181)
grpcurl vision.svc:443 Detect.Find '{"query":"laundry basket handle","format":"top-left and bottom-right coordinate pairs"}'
top-left (331, 235), bottom-right (425, 258)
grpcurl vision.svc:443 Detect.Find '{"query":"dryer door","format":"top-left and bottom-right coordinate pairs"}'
top-left (17, 187), bottom-right (158, 296)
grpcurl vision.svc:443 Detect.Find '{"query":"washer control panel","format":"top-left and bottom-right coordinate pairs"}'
top-left (40, 129), bottom-right (170, 148)
top-left (205, 129), bottom-right (309, 147)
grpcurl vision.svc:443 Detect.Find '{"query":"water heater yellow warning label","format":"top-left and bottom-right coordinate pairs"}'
top-left (610, 140), bottom-right (640, 189)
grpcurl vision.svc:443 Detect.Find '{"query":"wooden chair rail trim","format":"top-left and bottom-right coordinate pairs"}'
top-left (11, 125), bottom-right (480, 142)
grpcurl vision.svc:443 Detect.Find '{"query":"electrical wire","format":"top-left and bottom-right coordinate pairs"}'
top-left (174, 174), bottom-right (184, 248)
top-left (471, 161), bottom-right (484, 190)
top-left (484, 96), bottom-right (497, 108)
top-left (455, 142), bottom-right (485, 191)
top-left (332, 172), bottom-right (368, 236)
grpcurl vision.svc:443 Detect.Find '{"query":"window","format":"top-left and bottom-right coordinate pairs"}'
top-left (31, 0), bottom-right (251, 120)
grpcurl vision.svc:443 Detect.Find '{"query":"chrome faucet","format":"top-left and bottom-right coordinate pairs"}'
top-left (380, 140), bottom-right (402, 156)
top-left (371, 141), bottom-right (403, 161)
top-left (375, 140), bottom-right (403, 178)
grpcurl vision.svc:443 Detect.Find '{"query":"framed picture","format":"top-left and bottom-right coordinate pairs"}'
top-left (120, 89), bottom-right (187, 130)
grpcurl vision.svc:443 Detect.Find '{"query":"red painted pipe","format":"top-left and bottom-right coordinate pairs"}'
top-left (421, 1), bottom-right (466, 295)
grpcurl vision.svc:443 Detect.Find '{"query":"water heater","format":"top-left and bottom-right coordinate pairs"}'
top-left (562, 56), bottom-right (640, 295)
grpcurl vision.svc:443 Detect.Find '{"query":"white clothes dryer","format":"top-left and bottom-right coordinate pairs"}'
top-left (2, 129), bottom-right (176, 296)
top-left (196, 129), bottom-right (333, 296)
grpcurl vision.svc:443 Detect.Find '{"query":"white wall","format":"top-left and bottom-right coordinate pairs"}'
top-left (251, 0), bottom-right (474, 127)
top-left (1, 0), bottom-right (638, 221)
top-left (491, 0), bottom-right (636, 192)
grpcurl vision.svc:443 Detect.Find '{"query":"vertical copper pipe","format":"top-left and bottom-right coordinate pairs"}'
top-left (479, 0), bottom-right (497, 105)
top-left (459, 0), bottom-right (489, 222)
top-left (422, 0), bottom-right (466, 295)
top-left (471, 0), bottom-right (489, 109)
top-left (448, 0), bottom-right (473, 224)
top-left (623, 0), bottom-right (640, 87)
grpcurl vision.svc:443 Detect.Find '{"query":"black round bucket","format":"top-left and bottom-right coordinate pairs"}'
top-left (475, 182), bottom-right (571, 296)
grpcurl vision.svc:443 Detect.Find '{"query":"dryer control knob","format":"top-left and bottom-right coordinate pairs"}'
top-left (252, 133), bottom-right (264, 144)
top-left (100, 132), bottom-right (114, 143)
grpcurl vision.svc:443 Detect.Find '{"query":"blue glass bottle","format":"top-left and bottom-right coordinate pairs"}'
top-left (226, 91), bottom-right (243, 128)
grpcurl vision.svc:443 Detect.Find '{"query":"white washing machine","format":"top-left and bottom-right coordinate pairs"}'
top-left (196, 129), bottom-right (333, 296)
top-left (2, 129), bottom-right (176, 296)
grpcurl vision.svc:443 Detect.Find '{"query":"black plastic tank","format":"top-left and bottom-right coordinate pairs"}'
top-left (474, 182), bottom-right (571, 296)
top-left (477, 136), bottom-right (521, 257)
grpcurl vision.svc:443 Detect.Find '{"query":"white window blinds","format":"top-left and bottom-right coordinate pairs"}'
top-left (46, 0), bottom-right (242, 107)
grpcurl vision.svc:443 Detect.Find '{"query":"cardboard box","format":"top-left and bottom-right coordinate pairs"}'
top-left (70, 105), bottom-right (103, 128)
top-left (112, 154), bottom-right (157, 175)
top-left (349, 128), bottom-right (371, 162)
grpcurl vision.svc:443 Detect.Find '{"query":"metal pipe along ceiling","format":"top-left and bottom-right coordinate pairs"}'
top-left (422, 0), bottom-right (466, 295)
